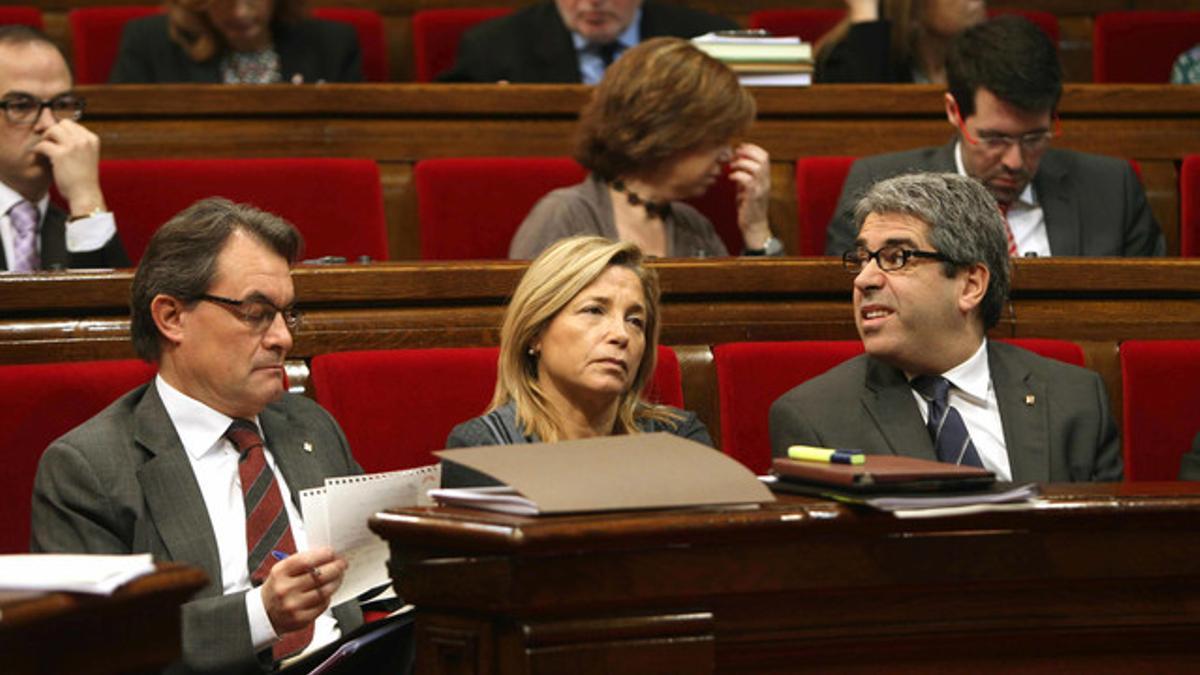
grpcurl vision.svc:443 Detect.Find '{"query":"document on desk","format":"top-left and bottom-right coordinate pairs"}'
top-left (300, 465), bottom-right (440, 606)
top-left (0, 553), bottom-right (155, 596)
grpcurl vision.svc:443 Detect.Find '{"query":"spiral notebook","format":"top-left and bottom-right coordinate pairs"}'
top-left (300, 465), bottom-right (440, 606)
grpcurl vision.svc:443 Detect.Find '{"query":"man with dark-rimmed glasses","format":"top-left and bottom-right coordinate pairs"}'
top-left (824, 15), bottom-right (1164, 258)
top-left (772, 172), bottom-right (1122, 482)
top-left (0, 25), bottom-right (127, 271)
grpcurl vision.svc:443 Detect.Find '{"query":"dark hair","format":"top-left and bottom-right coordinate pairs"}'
top-left (130, 197), bottom-right (303, 362)
top-left (854, 172), bottom-right (1010, 329)
top-left (575, 37), bottom-right (756, 181)
top-left (947, 15), bottom-right (1062, 117)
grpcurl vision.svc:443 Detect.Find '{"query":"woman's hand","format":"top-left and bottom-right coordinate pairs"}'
top-left (729, 142), bottom-right (773, 249)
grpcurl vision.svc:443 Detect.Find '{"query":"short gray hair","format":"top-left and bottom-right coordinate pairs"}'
top-left (853, 172), bottom-right (1010, 329)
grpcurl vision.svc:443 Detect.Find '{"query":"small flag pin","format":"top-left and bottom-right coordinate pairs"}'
top-left (303, 441), bottom-right (314, 453)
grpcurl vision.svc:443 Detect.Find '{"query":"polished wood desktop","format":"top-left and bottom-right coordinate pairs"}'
top-left (0, 563), bottom-right (207, 675)
top-left (370, 483), bottom-right (1200, 674)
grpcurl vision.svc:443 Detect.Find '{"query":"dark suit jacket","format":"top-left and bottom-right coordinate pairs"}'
top-left (815, 20), bottom-right (914, 84)
top-left (823, 140), bottom-right (1166, 257)
top-left (437, 0), bottom-right (737, 83)
top-left (109, 15), bottom-right (363, 83)
top-left (0, 203), bottom-right (130, 271)
top-left (768, 341), bottom-right (1124, 483)
top-left (31, 382), bottom-right (365, 675)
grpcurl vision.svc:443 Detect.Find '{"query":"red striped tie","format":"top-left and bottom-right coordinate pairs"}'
top-left (998, 202), bottom-right (1018, 257)
top-left (225, 419), bottom-right (313, 660)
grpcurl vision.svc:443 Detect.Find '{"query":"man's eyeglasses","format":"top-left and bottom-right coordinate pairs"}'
top-left (0, 93), bottom-right (86, 126)
top-left (952, 104), bottom-right (1060, 155)
top-left (842, 245), bottom-right (951, 273)
top-left (199, 294), bottom-right (302, 333)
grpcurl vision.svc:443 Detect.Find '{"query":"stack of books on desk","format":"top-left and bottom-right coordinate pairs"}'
top-left (692, 32), bottom-right (814, 87)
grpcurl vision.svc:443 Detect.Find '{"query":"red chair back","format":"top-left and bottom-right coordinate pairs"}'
top-left (0, 359), bottom-right (156, 553)
top-left (411, 8), bottom-right (513, 82)
top-left (1093, 11), bottom-right (1200, 83)
top-left (1182, 155), bottom-right (1200, 257)
top-left (311, 345), bottom-right (682, 473)
top-left (684, 172), bottom-right (742, 257)
top-left (312, 7), bottom-right (388, 82)
top-left (0, 6), bottom-right (44, 29)
top-left (69, 6), bottom-right (160, 84)
top-left (84, 158), bottom-right (388, 264)
top-left (795, 156), bottom-right (855, 256)
top-left (749, 9), bottom-right (1058, 45)
top-left (1120, 340), bottom-right (1200, 480)
top-left (1001, 338), bottom-right (1085, 367)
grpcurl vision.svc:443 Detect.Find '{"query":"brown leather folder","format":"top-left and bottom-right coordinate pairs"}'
top-left (771, 455), bottom-right (994, 493)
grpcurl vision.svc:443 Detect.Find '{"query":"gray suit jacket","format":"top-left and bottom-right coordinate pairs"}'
top-left (0, 203), bottom-right (130, 271)
top-left (768, 341), bottom-right (1123, 483)
top-left (31, 381), bottom-right (364, 675)
top-left (824, 140), bottom-right (1165, 258)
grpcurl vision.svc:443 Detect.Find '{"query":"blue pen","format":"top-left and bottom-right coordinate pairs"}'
top-left (271, 550), bottom-right (288, 561)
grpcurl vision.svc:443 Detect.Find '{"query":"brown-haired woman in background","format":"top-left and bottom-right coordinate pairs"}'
top-left (509, 37), bottom-right (782, 259)
top-left (110, 0), bottom-right (362, 83)
top-left (445, 236), bottom-right (712, 487)
top-left (815, 0), bottom-right (985, 84)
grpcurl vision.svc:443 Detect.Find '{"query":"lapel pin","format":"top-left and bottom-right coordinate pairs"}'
top-left (1025, 394), bottom-right (1036, 406)
top-left (302, 441), bottom-right (314, 453)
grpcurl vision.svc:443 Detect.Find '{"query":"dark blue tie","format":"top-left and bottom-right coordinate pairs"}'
top-left (597, 42), bottom-right (619, 67)
top-left (911, 375), bottom-right (984, 468)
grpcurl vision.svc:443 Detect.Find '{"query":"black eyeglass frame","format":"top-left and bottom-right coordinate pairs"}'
top-left (197, 293), bottom-right (302, 333)
top-left (0, 93), bottom-right (87, 126)
top-left (841, 245), bottom-right (953, 273)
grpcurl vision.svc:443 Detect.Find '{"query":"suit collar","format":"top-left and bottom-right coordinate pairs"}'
top-left (258, 403), bottom-right (326, 510)
top-left (1032, 150), bottom-right (1078, 255)
top-left (862, 357), bottom-right (939, 460)
top-left (988, 342), bottom-right (1051, 482)
top-left (533, 2), bottom-right (589, 82)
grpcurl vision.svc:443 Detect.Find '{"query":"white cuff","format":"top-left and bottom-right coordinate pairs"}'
top-left (245, 585), bottom-right (279, 651)
top-left (65, 211), bottom-right (116, 253)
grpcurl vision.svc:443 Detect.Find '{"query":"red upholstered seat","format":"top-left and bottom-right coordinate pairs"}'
top-left (0, 359), bottom-right (156, 553)
top-left (88, 158), bottom-right (388, 264)
top-left (714, 338), bottom-right (1085, 475)
top-left (795, 156), bottom-right (855, 256)
top-left (748, 9), bottom-right (1058, 45)
top-left (416, 156), bottom-right (745, 260)
top-left (310, 346), bottom-right (683, 473)
top-left (68, 6), bottom-right (160, 84)
top-left (311, 7), bottom-right (389, 82)
top-left (1120, 340), bottom-right (1200, 481)
top-left (1093, 11), bottom-right (1200, 83)
top-left (411, 8), bottom-right (513, 82)
top-left (1182, 155), bottom-right (1200, 257)
top-left (0, 6), bottom-right (44, 29)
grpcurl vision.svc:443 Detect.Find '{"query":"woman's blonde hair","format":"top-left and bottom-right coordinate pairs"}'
top-left (815, 0), bottom-right (916, 74)
top-left (166, 0), bottom-right (307, 62)
top-left (491, 236), bottom-right (678, 442)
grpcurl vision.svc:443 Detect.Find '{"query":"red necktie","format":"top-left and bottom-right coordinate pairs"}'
top-left (998, 202), bottom-right (1018, 257)
top-left (225, 419), bottom-right (313, 660)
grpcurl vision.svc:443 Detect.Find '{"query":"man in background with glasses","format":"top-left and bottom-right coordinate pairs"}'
top-left (0, 25), bottom-right (127, 272)
top-left (772, 172), bottom-right (1122, 483)
top-left (824, 15), bottom-right (1163, 258)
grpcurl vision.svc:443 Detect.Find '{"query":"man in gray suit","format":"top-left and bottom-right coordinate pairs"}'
top-left (772, 173), bottom-right (1122, 483)
top-left (31, 199), bottom-right (365, 674)
top-left (824, 16), bottom-right (1164, 258)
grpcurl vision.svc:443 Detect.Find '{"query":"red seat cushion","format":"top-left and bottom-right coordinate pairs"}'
top-left (411, 8), bottom-right (513, 82)
top-left (311, 8), bottom-right (389, 82)
top-left (1182, 155), bottom-right (1200, 257)
top-left (0, 359), bottom-right (156, 553)
top-left (1120, 340), bottom-right (1200, 481)
top-left (84, 158), bottom-right (388, 264)
top-left (69, 6), bottom-right (161, 84)
top-left (1001, 338), bottom-right (1085, 367)
top-left (1093, 11), bottom-right (1200, 83)
top-left (0, 6), bottom-right (44, 30)
top-left (310, 346), bottom-right (683, 473)
top-left (795, 156), bottom-right (855, 256)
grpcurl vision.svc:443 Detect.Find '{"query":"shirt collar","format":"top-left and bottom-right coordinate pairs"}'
top-left (156, 374), bottom-right (262, 461)
top-left (570, 8), bottom-right (642, 53)
top-left (0, 181), bottom-right (49, 222)
top-left (953, 140), bottom-right (1038, 208)
top-left (937, 338), bottom-right (991, 405)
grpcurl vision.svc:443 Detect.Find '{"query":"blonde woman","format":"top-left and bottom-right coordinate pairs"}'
top-left (110, 0), bottom-right (362, 83)
top-left (444, 236), bottom-right (712, 487)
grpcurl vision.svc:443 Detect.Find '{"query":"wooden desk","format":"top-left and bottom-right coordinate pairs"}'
top-left (0, 563), bottom-right (207, 675)
top-left (370, 483), bottom-right (1200, 674)
top-left (76, 84), bottom-right (1200, 258)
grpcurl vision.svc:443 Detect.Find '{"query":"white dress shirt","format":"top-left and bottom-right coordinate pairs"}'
top-left (156, 375), bottom-right (340, 657)
top-left (908, 339), bottom-right (1013, 481)
top-left (572, 9), bottom-right (641, 84)
top-left (954, 141), bottom-right (1051, 257)
top-left (0, 181), bottom-right (118, 268)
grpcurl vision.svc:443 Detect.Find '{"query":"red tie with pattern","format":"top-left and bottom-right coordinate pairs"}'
top-left (225, 419), bottom-right (313, 660)
top-left (998, 202), bottom-right (1019, 257)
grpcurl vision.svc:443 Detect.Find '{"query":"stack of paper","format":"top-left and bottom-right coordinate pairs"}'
top-left (0, 553), bottom-right (155, 598)
top-left (692, 32), bottom-right (814, 87)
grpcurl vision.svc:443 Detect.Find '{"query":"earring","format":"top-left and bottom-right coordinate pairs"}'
top-left (527, 347), bottom-right (538, 357)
